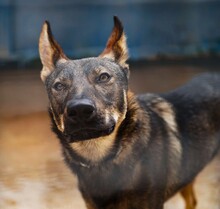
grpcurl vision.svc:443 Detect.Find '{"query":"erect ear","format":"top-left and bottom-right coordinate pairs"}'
top-left (99, 16), bottom-right (129, 68)
top-left (39, 21), bottom-right (68, 82)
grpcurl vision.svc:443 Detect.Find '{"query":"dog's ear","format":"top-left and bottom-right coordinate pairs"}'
top-left (39, 21), bottom-right (68, 82)
top-left (99, 16), bottom-right (129, 69)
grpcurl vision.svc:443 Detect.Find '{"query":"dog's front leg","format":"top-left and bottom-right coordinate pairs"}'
top-left (85, 203), bottom-right (97, 209)
top-left (180, 182), bottom-right (197, 209)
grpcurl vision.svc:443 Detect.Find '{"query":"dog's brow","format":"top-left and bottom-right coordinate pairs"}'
top-left (94, 66), bottom-right (107, 74)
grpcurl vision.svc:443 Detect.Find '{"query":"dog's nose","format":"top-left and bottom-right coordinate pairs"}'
top-left (67, 99), bottom-right (96, 122)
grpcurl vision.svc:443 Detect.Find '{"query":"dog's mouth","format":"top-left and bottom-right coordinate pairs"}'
top-left (64, 123), bottom-right (116, 143)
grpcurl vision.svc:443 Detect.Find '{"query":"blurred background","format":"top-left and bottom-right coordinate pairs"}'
top-left (1, 0), bottom-right (220, 61)
top-left (0, 0), bottom-right (220, 209)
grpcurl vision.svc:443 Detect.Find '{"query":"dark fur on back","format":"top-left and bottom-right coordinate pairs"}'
top-left (39, 17), bottom-right (220, 209)
top-left (163, 74), bottom-right (220, 182)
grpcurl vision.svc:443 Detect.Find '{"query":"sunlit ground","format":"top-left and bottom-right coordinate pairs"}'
top-left (0, 62), bottom-right (220, 209)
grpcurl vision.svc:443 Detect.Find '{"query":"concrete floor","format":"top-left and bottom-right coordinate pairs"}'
top-left (0, 62), bottom-right (220, 209)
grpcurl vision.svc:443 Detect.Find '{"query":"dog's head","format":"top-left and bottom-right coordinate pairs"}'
top-left (39, 17), bottom-right (129, 147)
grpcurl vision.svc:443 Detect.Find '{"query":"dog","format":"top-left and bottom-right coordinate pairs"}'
top-left (39, 16), bottom-right (220, 209)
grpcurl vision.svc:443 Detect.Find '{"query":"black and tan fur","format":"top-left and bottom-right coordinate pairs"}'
top-left (39, 17), bottom-right (220, 209)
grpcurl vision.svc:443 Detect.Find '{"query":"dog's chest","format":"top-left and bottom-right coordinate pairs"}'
top-left (76, 159), bottom-right (145, 195)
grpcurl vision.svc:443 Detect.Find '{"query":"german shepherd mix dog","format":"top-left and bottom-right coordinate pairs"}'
top-left (39, 17), bottom-right (220, 209)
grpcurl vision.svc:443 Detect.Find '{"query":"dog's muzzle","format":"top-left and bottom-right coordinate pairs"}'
top-left (63, 99), bottom-right (116, 142)
top-left (66, 99), bottom-right (96, 123)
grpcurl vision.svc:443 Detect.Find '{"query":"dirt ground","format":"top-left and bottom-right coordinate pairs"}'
top-left (0, 61), bottom-right (220, 209)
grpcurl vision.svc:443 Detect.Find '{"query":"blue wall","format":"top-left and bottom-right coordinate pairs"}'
top-left (0, 0), bottom-right (220, 61)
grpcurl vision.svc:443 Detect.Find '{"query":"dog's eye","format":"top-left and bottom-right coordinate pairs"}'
top-left (97, 73), bottom-right (111, 83)
top-left (53, 82), bottom-right (65, 91)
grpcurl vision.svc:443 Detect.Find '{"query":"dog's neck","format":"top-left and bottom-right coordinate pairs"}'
top-left (52, 91), bottom-right (149, 168)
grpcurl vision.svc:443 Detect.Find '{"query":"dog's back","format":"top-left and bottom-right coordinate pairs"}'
top-left (165, 73), bottom-right (220, 182)
top-left (138, 73), bottom-right (220, 197)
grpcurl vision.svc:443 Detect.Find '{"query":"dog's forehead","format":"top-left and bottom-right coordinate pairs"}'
top-left (57, 57), bottom-right (119, 72)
